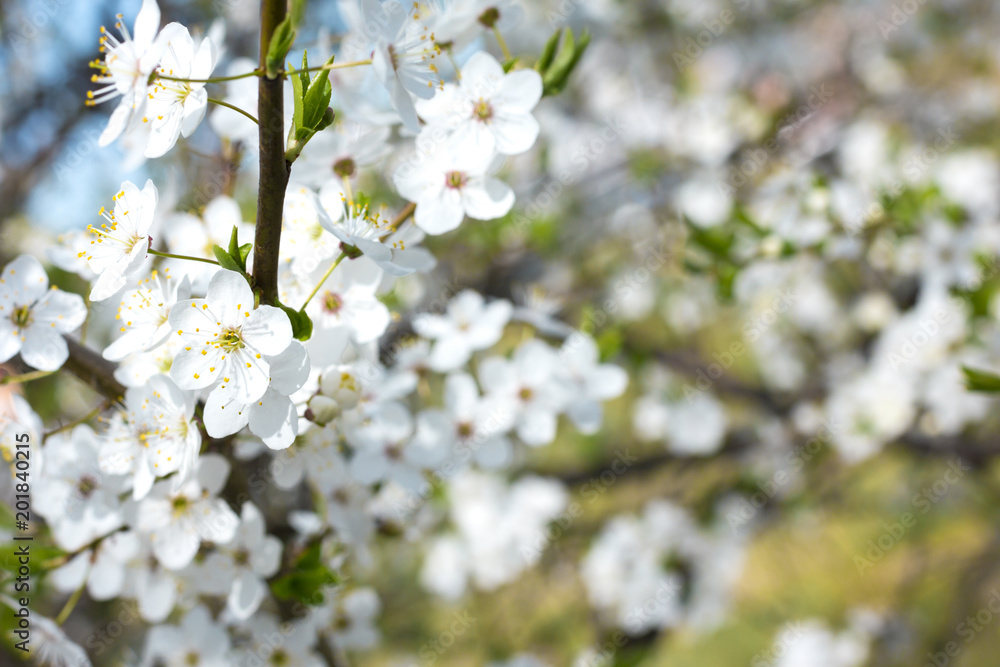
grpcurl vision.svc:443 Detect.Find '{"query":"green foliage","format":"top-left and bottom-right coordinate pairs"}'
top-left (277, 301), bottom-right (314, 342)
top-left (962, 365), bottom-right (1000, 392)
top-left (212, 226), bottom-right (252, 275)
top-left (285, 51), bottom-right (337, 162)
top-left (536, 28), bottom-right (591, 97)
top-left (270, 541), bottom-right (339, 604)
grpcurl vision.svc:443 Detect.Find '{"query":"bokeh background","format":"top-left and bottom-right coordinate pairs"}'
top-left (5, 0), bottom-right (1000, 665)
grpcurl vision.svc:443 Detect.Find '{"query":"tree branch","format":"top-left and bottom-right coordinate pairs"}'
top-left (62, 337), bottom-right (125, 403)
top-left (252, 0), bottom-right (291, 306)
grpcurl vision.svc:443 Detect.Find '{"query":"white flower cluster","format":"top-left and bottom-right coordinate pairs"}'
top-left (0, 0), bottom-right (630, 663)
top-left (581, 500), bottom-right (745, 635)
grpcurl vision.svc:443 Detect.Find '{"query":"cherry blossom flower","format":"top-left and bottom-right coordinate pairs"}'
top-left (98, 374), bottom-right (201, 499)
top-left (202, 340), bottom-right (311, 449)
top-left (136, 454), bottom-right (239, 570)
top-left (0, 255), bottom-right (86, 371)
top-left (413, 289), bottom-right (512, 371)
top-left (84, 179), bottom-right (159, 301)
top-left (103, 270), bottom-right (190, 361)
top-left (87, 0), bottom-right (183, 146)
top-left (478, 339), bottom-right (569, 446)
top-left (366, 0), bottom-right (445, 132)
top-left (393, 131), bottom-right (515, 234)
top-left (144, 27), bottom-right (218, 157)
top-left (169, 270), bottom-right (293, 407)
top-left (416, 51), bottom-right (542, 156)
top-left (200, 502), bottom-right (281, 620)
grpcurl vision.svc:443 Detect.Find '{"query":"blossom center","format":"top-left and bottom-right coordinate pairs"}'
top-left (218, 329), bottom-right (245, 353)
top-left (518, 387), bottom-right (534, 401)
top-left (445, 171), bottom-right (468, 190)
top-left (172, 496), bottom-right (190, 516)
top-left (11, 305), bottom-right (32, 329)
top-left (322, 292), bottom-right (344, 314)
top-left (457, 422), bottom-right (474, 438)
top-left (77, 476), bottom-right (98, 500)
top-left (473, 99), bottom-right (494, 122)
top-left (334, 157), bottom-right (357, 178)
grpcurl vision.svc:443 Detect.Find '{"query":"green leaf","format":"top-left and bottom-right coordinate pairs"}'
top-left (227, 225), bottom-right (240, 258)
top-left (290, 0), bottom-right (307, 25)
top-left (277, 302), bottom-right (314, 341)
top-left (540, 28), bottom-right (591, 96)
top-left (962, 366), bottom-right (1000, 392)
top-left (270, 541), bottom-right (340, 604)
top-left (212, 245), bottom-right (243, 273)
top-left (265, 16), bottom-right (296, 79)
top-left (502, 57), bottom-right (519, 73)
top-left (238, 243), bottom-right (253, 265)
top-left (303, 55), bottom-right (335, 129)
top-left (536, 29), bottom-right (561, 73)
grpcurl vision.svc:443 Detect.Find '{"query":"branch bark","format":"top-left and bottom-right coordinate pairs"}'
top-left (62, 337), bottom-right (126, 403)
top-left (252, 0), bottom-right (291, 306)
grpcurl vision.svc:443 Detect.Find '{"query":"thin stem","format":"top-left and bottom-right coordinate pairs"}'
top-left (44, 402), bottom-right (109, 442)
top-left (0, 369), bottom-right (55, 385)
top-left (292, 59), bottom-right (372, 74)
top-left (148, 249), bottom-right (220, 266)
top-left (208, 98), bottom-right (259, 125)
top-left (253, 0), bottom-right (292, 306)
top-left (55, 576), bottom-right (88, 626)
top-left (155, 69), bottom-right (262, 84)
top-left (301, 253), bottom-right (347, 310)
top-left (379, 202), bottom-right (416, 241)
top-left (390, 202), bottom-right (416, 230)
top-left (493, 26), bottom-right (511, 60)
